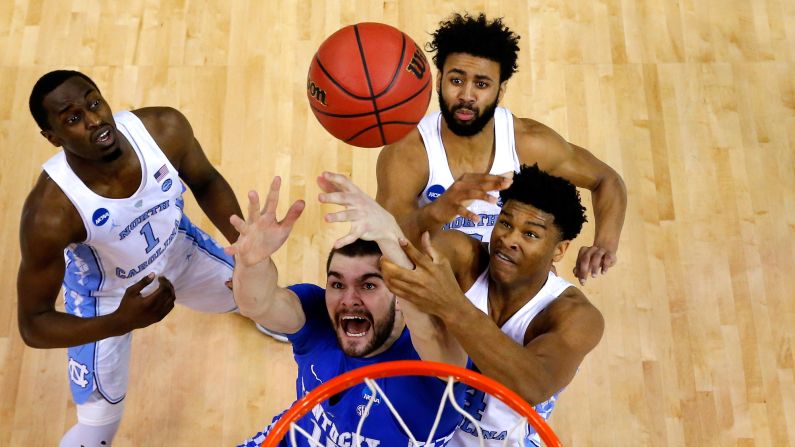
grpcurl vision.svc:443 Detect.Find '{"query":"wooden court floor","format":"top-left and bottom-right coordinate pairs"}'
top-left (0, 1), bottom-right (793, 445)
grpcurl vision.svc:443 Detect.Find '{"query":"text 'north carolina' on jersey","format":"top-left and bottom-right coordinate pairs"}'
top-left (453, 270), bottom-right (573, 447)
top-left (43, 110), bottom-right (187, 299)
top-left (416, 107), bottom-right (521, 243)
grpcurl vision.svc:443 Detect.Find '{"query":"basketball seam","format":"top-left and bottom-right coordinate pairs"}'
top-left (315, 56), bottom-right (372, 101)
top-left (373, 32), bottom-right (407, 97)
top-left (345, 121), bottom-right (421, 143)
top-left (353, 24), bottom-right (387, 146)
top-left (309, 77), bottom-right (431, 119)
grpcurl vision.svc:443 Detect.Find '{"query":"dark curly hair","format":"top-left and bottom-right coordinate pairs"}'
top-left (29, 70), bottom-right (99, 131)
top-left (500, 164), bottom-right (587, 241)
top-left (426, 13), bottom-right (520, 82)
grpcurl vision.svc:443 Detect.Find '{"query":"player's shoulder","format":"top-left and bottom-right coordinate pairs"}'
top-left (512, 115), bottom-right (572, 167)
top-left (131, 107), bottom-right (193, 152)
top-left (541, 285), bottom-right (604, 338)
top-left (377, 128), bottom-right (427, 169)
top-left (20, 172), bottom-right (84, 246)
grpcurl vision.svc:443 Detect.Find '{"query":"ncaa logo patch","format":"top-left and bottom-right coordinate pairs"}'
top-left (92, 208), bottom-right (110, 226)
top-left (426, 184), bottom-right (445, 202)
top-left (161, 178), bottom-right (173, 192)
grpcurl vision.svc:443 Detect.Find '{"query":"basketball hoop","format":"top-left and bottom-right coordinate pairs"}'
top-left (260, 360), bottom-right (561, 447)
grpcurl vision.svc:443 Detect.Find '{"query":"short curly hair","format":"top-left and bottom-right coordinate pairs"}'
top-left (499, 164), bottom-right (587, 241)
top-left (426, 13), bottom-right (520, 82)
top-left (29, 70), bottom-right (99, 131)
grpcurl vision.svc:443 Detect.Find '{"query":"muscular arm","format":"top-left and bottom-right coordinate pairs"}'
top-left (516, 118), bottom-right (627, 280)
top-left (136, 107), bottom-right (242, 243)
top-left (375, 132), bottom-right (435, 241)
top-left (231, 257), bottom-right (306, 333)
top-left (17, 179), bottom-right (133, 348)
top-left (439, 288), bottom-right (604, 404)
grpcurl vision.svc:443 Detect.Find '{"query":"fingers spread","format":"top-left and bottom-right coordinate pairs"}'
top-left (263, 177), bottom-right (282, 215)
top-left (247, 190), bottom-right (261, 222)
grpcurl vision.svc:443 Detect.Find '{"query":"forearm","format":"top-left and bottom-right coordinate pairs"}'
top-left (403, 301), bottom-right (467, 366)
top-left (591, 173), bottom-right (627, 252)
top-left (19, 311), bottom-right (131, 349)
top-left (442, 302), bottom-right (557, 404)
top-left (193, 174), bottom-right (243, 244)
top-left (396, 206), bottom-right (446, 245)
top-left (232, 257), bottom-right (280, 318)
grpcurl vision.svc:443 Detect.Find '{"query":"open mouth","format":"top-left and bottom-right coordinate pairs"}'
top-left (340, 315), bottom-right (372, 338)
top-left (494, 250), bottom-right (515, 265)
top-left (93, 126), bottom-right (114, 145)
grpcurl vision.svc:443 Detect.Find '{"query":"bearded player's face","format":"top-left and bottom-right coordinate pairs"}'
top-left (325, 254), bottom-right (397, 358)
top-left (437, 52), bottom-right (504, 137)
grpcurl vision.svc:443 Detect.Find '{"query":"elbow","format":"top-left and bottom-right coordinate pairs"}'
top-left (18, 323), bottom-right (45, 349)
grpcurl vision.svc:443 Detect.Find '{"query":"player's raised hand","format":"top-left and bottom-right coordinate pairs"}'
top-left (573, 245), bottom-right (617, 285)
top-left (380, 232), bottom-right (464, 318)
top-left (317, 171), bottom-right (402, 249)
top-left (428, 172), bottom-right (513, 224)
top-left (115, 274), bottom-right (176, 330)
top-left (224, 177), bottom-right (305, 267)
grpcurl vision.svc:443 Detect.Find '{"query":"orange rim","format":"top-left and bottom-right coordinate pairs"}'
top-left (261, 360), bottom-right (561, 446)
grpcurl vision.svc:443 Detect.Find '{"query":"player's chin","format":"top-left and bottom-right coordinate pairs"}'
top-left (337, 331), bottom-right (374, 357)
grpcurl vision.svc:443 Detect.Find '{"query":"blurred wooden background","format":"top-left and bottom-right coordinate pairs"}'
top-left (0, 0), bottom-right (793, 445)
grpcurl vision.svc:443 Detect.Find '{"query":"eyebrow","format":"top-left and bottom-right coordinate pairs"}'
top-left (446, 68), bottom-right (495, 82)
top-left (501, 211), bottom-right (547, 229)
top-left (327, 271), bottom-right (384, 281)
top-left (56, 88), bottom-right (96, 115)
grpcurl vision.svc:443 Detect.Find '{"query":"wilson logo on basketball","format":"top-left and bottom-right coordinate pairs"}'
top-left (307, 78), bottom-right (327, 106)
top-left (406, 45), bottom-right (428, 80)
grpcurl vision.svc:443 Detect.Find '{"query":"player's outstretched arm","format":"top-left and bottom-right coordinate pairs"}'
top-left (516, 118), bottom-right (627, 285)
top-left (318, 172), bottom-right (467, 367)
top-left (376, 138), bottom-right (512, 244)
top-left (18, 178), bottom-right (177, 348)
top-left (224, 177), bottom-right (306, 333)
top-left (383, 247), bottom-right (604, 405)
top-left (137, 107), bottom-right (243, 244)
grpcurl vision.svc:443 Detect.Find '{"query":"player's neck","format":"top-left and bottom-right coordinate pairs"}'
top-left (440, 118), bottom-right (496, 174)
top-left (64, 136), bottom-right (141, 196)
top-left (487, 270), bottom-right (549, 325)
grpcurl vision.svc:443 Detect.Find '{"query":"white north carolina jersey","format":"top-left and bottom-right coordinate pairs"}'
top-left (416, 107), bottom-right (521, 242)
top-left (454, 270), bottom-right (573, 446)
top-left (43, 110), bottom-right (187, 302)
top-left (43, 110), bottom-right (237, 407)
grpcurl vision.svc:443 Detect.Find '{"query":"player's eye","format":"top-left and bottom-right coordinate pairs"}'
top-left (362, 283), bottom-right (376, 290)
top-left (524, 231), bottom-right (539, 239)
top-left (66, 113), bottom-right (80, 124)
top-left (89, 99), bottom-right (101, 109)
top-left (330, 281), bottom-right (344, 289)
top-left (499, 219), bottom-right (511, 229)
top-left (476, 81), bottom-right (489, 89)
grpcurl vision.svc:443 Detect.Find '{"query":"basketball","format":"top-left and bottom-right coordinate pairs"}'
top-left (306, 23), bottom-right (432, 148)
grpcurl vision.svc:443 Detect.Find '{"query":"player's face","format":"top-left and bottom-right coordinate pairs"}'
top-left (40, 76), bottom-right (122, 162)
top-left (437, 53), bottom-right (505, 137)
top-left (488, 201), bottom-right (570, 285)
top-left (325, 254), bottom-right (398, 358)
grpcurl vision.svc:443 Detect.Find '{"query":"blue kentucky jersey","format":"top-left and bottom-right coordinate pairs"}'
top-left (240, 283), bottom-right (466, 447)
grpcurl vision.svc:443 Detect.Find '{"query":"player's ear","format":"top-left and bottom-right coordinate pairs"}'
top-left (552, 239), bottom-right (570, 262)
top-left (41, 130), bottom-right (63, 148)
top-left (497, 81), bottom-right (508, 103)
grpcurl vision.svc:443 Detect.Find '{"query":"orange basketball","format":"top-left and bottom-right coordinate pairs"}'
top-left (306, 23), bottom-right (432, 148)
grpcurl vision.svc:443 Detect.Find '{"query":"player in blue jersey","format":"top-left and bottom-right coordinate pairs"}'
top-left (229, 173), bottom-right (467, 447)
top-left (16, 70), bottom-right (269, 447)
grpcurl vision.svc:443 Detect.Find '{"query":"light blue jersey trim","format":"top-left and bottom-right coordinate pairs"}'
top-left (177, 214), bottom-right (233, 269)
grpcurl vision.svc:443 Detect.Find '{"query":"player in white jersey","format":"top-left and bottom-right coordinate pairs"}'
top-left (379, 164), bottom-right (605, 446)
top-left (377, 12), bottom-right (627, 286)
top-left (17, 70), bottom-right (244, 446)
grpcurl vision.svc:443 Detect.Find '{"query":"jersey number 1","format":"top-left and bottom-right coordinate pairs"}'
top-left (140, 222), bottom-right (160, 253)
